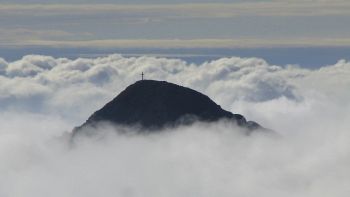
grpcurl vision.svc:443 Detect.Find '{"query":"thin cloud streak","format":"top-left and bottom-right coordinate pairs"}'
top-left (1, 2), bottom-right (350, 17)
top-left (6, 38), bottom-right (350, 49)
top-left (1, 2), bottom-right (350, 48)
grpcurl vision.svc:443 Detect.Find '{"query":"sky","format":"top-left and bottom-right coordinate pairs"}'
top-left (2, 0), bottom-right (350, 46)
top-left (1, 0), bottom-right (350, 66)
top-left (1, 1), bottom-right (350, 196)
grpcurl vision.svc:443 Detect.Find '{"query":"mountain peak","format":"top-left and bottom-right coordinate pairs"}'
top-left (73, 80), bottom-right (263, 135)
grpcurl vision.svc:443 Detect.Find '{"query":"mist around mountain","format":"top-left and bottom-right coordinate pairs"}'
top-left (1, 54), bottom-right (350, 197)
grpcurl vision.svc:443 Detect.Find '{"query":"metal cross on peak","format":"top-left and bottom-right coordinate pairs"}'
top-left (141, 72), bottom-right (144, 80)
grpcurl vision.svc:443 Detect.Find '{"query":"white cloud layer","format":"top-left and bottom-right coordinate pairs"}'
top-left (0, 54), bottom-right (350, 196)
top-left (0, 54), bottom-right (348, 123)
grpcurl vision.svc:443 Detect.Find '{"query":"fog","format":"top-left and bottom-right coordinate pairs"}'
top-left (0, 54), bottom-right (349, 196)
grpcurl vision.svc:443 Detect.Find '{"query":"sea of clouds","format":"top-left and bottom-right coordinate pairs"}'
top-left (0, 54), bottom-right (349, 196)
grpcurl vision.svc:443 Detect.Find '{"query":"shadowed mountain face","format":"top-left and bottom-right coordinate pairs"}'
top-left (74, 80), bottom-right (262, 135)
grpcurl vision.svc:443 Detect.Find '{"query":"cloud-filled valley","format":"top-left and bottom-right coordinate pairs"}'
top-left (0, 54), bottom-right (350, 196)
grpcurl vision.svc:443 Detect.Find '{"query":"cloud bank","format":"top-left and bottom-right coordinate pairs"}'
top-left (0, 54), bottom-right (350, 196)
top-left (0, 54), bottom-right (348, 123)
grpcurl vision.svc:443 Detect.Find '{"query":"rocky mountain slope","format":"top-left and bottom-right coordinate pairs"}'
top-left (73, 80), bottom-right (263, 135)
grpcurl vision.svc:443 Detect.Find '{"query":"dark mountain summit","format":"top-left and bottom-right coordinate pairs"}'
top-left (73, 80), bottom-right (263, 135)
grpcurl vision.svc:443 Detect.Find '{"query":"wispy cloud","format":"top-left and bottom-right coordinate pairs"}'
top-left (6, 38), bottom-right (350, 49)
top-left (1, 1), bottom-right (350, 48)
top-left (0, 28), bottom-right (74, 40)
top-left (1, 2), bottom-right (350, 17)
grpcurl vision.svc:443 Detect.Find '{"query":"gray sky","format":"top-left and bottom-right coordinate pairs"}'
top-left (1, 0), bottom-right (350, 48)
top-left (0, 0), bottom-right (250, 4)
